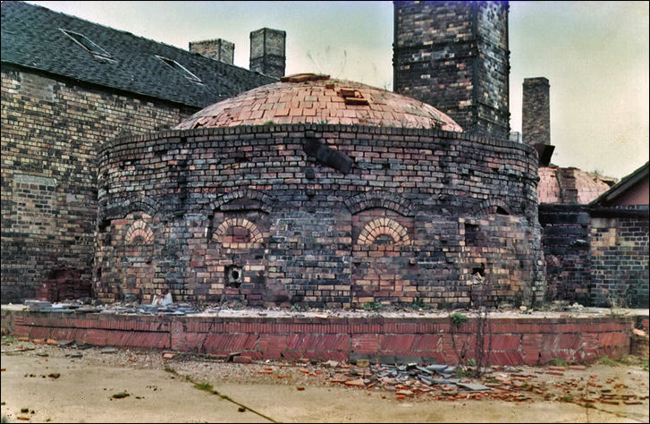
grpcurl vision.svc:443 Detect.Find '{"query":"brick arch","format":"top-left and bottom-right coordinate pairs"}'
top-left (118, 195), bottom-right (159, 218)
top-left (208, 189), bottom-right (275, 214)
top-left (473, 199), bottom-right (512, 216)
top-left (357, 218), bottom-right (410, 245)
top-left (345, 191), bottom-right (413, 217)
top-left (125, 218), bottom-right (154, 245)
top-left (214, 218), bottom-right (264, 247)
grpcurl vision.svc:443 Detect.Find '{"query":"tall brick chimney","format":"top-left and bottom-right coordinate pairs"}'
top-left (393, 1), bottom-right (510, 139)
top-left (522, 77), bottom-right (550, 146)
top-left (522, 77), bottom-right (554, 165)
top-left (189, 39), bottom-right (234, 64)
top-left (249, 28), bottom-right (285, 78)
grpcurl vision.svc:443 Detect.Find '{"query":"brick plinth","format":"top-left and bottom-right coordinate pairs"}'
top-left (4, 309), bottom-right (640, 365)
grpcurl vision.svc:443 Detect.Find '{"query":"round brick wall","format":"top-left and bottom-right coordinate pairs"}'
top-left (96, 123), bottom-right (544, 309)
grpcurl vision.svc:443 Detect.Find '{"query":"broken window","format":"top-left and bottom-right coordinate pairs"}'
top-left (60, 29), bottom-right (113, 60)
top-left (155, 55), bottom-right (202, 83)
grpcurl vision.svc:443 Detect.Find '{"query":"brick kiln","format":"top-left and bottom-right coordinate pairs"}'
top-left (96, 74), bottom-right (545, 309)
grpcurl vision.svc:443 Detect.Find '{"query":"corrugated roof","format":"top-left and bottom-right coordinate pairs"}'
top-left (1, 1), bottom-right (276, 108)
top-left (176, 74), bottom-right (463, 131)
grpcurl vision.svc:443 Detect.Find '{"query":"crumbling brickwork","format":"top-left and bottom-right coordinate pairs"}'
top-left (393, 1), bottom-right (510, 139)
top-left (1, 65), bottom-right (196, 303)
top-left (539, 204), bottom-right (592, 305)
top-left (96, 124), bottom-right (544, 309)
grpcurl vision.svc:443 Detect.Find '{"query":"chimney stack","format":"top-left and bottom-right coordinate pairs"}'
top-left (522, 77), bottom-right (554, 165)
top-left (189, 39), bottom-right (234, 64)
top-left (522, 77), bottom-right (550, 146)
top-left (249, 28), bottom-right (286, 78)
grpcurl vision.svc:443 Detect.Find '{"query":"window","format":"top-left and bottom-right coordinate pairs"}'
top-left (60, 29), bottom-right (113, 60)
top-left (155, 55), bottom-right (202, 83)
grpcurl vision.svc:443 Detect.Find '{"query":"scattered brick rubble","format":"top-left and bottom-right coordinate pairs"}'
top-left (2, 335), bottom-right (649, 412)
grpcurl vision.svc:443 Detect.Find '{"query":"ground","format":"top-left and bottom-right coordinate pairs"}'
top-left (1, 336), bottom-right (648, 423)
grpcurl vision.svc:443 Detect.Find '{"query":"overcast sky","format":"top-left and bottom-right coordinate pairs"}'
top-left (25, 1), bottom-right (649, 179)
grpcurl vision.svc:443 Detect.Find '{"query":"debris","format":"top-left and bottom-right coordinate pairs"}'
top-left (344, 378), bottom-right (366, 387)
top-left (325, 360), bottom-right (339, 368)
top-left (162, 352), bottom-right (175, 360)
top-left (227, 352), bottom-right (242, 362)
top-left (455, 382), bottom-right (491, 392)
top-left (112, 392), bottom-right (130, 399)
top-left (356, 359), bottom-right (370, 368)
top-left (47, 373), bottom-right (60, 379)
top-left (101, 347), bottom-right (118, 354)
top-left (568, 365), bottom-right (587, 371)
top-left (632, 328), bottom-right (647, 337)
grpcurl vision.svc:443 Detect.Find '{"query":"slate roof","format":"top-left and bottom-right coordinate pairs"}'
top-left (591, 162), bottom-right (649, 206)
top-left (1, 1), bottom-right (277, 108)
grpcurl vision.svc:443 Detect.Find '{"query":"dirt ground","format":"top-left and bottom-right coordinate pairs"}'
top-left (1, 337), bottom-right (648, 423)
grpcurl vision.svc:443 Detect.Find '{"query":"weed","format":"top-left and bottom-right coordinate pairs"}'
top-left (363, 302), bottom-right (382, 312)
top-left (291, 303), bottom-right (309, 312)
top-left (1, 415), bottom-right (7, 423)
top-left (455, 367), bottom-right (471, 378)
top-left (408, 297), bottom-right (430, 310)
top-left (599, 357), bottom-right (617, 366)
top-left (617, 354), bottom-right (632, 365)
top-left (194, 382), bottom-right (213, 392)
top-left (449, 312), bottom-right (468, 328)
top-left (548, 358), bottom-right (568, 367)
top-left (642, 359), bottom-right (648, 371)
top-left (262, 120), bottom-right (277, 126)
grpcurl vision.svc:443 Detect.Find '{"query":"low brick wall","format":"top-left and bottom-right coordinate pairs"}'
top-left (5, 310), bottom-right (641, 366)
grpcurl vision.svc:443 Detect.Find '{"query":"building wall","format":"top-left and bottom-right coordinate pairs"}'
top-left (590, 208), bottom-right (649, 308)
top-left (393, 1), bottom-right (510, 139)
top-left (96, 124), bottom-right (544, 309)
top-left (1, 65), bottom-right (197, 303)
top-left (538, 204), bottom-right (592, 305)
top-left (539, 204), bottom-right (649, 308)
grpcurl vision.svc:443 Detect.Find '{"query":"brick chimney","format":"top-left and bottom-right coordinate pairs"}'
top-left (249, 28), bottom-right (285, 78)
top-left (522, 77), bottom-right (550, 146)
top-left (189, 39), bottom-right (234, 64)
top-left (522, 77), bottom-right (554, 166)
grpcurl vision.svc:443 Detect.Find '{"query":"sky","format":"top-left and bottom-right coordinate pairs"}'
top-left (24, 1), bottom-right (650, 179)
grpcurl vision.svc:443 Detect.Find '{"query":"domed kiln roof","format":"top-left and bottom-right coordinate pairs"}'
top-left (175, 73), bottom-right (462, 131)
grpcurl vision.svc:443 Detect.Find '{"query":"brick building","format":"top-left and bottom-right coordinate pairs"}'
top-left (96, 74), bottom-right (545, 308)
top-left (3, 1), bottom-right (646, 310)
top-left (1, 1), bottom-right (276, 303)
